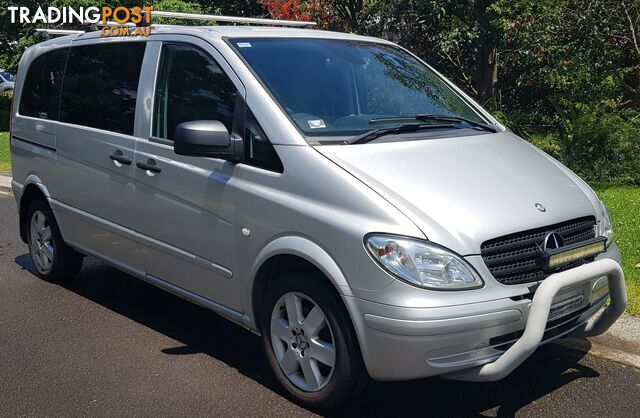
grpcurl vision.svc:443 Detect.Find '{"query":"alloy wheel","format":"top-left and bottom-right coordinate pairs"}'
top-left (270, 292), bottom-right (336, 392)
top-left (30, 210), bottom-right (54, 271)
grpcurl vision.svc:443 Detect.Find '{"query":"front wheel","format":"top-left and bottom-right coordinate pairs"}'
top-left (261, 273), bottom-right (369, 408)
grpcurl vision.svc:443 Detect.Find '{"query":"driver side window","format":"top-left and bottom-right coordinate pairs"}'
top-left (153, 43), bottom-right (237, 141)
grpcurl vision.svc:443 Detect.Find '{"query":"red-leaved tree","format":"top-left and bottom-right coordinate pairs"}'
top-left (258, 0), bottom-right (335, 27)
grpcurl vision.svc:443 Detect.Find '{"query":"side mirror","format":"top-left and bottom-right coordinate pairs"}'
top-left (174, 120), bottom-right (232, 157)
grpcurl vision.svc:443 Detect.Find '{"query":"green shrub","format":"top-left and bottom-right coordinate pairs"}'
top-left (501, 101), bottom-right (640, 185)
top-left (529, 133), bottom-right (561, 159)
top-left (557, 106), bottom-right (640, 185)
top-left (492, 109), bottom-right (536, 138)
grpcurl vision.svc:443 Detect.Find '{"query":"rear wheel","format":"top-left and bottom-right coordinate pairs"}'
top-left (261, 273), bottom-right (369, 408)
top-left (26, 199), bottom-right (83, 282)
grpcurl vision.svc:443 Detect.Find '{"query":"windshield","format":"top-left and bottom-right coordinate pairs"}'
top-left (230, 38), bottom-right (486, 140)
top-left (1, 71), bottom-right (14, 82)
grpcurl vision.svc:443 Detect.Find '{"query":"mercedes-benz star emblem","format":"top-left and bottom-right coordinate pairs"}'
top-left (535, 203), bottom-right (546, 212)
top-left (543, 232), bottom-right (564, 251)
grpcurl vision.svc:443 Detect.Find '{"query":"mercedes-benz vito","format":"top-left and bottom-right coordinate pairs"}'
top-left (9, 23), bottom-right (626, 408)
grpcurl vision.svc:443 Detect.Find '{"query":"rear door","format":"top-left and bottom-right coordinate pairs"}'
top-left (133, 38), bottom-right (245, 311)
top-left (53, 40), bottom-right (146, 274)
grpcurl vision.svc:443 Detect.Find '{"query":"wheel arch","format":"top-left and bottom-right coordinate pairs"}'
top-left (248, 235), bottom-right (354, 333)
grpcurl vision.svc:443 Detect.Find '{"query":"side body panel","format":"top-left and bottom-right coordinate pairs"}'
top-left (133, 37), bottom-right (245, 311)
top-left (234, 145), bottom-right (424, 325)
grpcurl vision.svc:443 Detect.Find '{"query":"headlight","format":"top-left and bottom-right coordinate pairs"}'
top-left (365, 234), bottom-right (484, 290)
top-left (597, 199), bottom-right (614, 247)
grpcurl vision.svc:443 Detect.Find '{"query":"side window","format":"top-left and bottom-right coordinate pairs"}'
top-left (153, 43), bottom-right (237, 140)
top-left (59, 42), bottom-right (145, 135)
top-left (19, 48), bottom-right (68, 120)
top-left (245, 110), bottom-right (283, 172)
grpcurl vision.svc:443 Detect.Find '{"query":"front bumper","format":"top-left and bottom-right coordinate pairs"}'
top-left (344, 255), bottom-right (626, 382)
top-left (444, 258), bottom-right (626, 381)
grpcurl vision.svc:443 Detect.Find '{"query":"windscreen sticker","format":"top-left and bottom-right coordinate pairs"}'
top-left (237, 42), bottom-right (252, 48)
top-left (308, 119), bottom-right (326, 129)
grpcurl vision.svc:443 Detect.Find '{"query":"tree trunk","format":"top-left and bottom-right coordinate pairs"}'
top-left (473, 0), bottom-right (499, 105)
top-left (622, 67), bottom-right (640, 107)
top-left (331, 0), bottom-right (363, 31)
top-left (476, 41), bottom-right (498, 104)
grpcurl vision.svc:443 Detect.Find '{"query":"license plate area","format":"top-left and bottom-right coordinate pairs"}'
top-left (549, 286), bottom-right (588, 322)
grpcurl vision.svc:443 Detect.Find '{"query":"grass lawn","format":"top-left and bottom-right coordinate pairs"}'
top-left (592, 183), bottom-right (640, 315)
top-left (0, 131), bottom-right (9, 173)
top-left (0, 131), bottom-right (637, 313)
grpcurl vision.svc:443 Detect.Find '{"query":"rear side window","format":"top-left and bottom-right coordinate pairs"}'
top-left (60, 42), bottom-right (146, 135)
top-left (19, 48), bottom-right (68, 120)
top-left (153, 43), bottom-right (237, 140)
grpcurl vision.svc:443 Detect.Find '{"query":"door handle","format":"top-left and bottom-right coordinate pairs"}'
top-left (109, 151), bottom-right (132, 166)
top-left (137, 159), bottom-right (162, 174)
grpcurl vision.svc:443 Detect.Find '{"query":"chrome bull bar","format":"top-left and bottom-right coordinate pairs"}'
top-left (444, 258), bottom-right (627, 382)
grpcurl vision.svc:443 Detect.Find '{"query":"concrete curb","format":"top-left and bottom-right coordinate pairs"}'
top-left (557, 313), bottom-right (640, 370)
top-left (0, 173), bottom-right (11, 195)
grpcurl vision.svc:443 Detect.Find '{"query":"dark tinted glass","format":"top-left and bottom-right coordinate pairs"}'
top-left (153, 43), bottom-right (237, 140)
top-left (60, 42), bottom-right (145, 135)
top-left (231, 38), bottom-right (484, 138)
top-left (2, 72), bottom-right (15, 82)
top-left (19, 49), bottom-right (68, 120)
top-left (245, 110), bottom-right (282, 172)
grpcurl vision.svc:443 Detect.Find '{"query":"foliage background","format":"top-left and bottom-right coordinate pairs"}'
top-left (0, 0), bottom-right (639, 183)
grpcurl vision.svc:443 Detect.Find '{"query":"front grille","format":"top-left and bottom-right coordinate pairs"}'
top-left (481, 217), bottom-right (597, 285)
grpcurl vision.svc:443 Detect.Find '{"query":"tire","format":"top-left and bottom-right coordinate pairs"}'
top-left (261, 273), bottom-right (369, 409)
top-left (26, 199), bottom-right (83, 282)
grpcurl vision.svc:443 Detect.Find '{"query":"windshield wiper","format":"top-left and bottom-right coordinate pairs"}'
top-left (369, 114), bottom-right (500, 133)
top-left (349, 122), bottom-right (455, 144)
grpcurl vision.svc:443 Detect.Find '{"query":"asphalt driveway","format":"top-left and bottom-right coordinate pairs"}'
top-left (0, 193), bottom-right (639, 417)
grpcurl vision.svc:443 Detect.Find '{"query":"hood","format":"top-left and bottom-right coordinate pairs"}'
top-left (315, 132), bottom-right (599, 255)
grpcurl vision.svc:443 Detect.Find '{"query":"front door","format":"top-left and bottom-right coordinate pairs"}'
top-left (133, 39), bottom-right (244, 311)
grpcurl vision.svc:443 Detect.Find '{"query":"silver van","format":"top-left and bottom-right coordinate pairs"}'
top-left (9, 17), bottom-right (627, 408)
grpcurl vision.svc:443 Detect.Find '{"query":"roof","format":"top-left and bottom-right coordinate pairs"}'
top-left (207, 26), bottom-right (392, 43)
top-left (58, 24), bottom-right (394, 45)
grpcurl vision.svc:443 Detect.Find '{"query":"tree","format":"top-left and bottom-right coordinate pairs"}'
top-left (203, 0), bottom-right (266, 17)
top-left (259, 1), bottom-right (367, 31)
top-left (152, 0), bottom-right (207, 25)
top-left (257, 0), bottom-right (316, 21)
top-left (491, 0), bottom-right (640, 128)
top-left (359, 1), bottom-right (500, 105)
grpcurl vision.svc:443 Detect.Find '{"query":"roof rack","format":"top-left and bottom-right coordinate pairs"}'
top-left (35, 28), bottom-right (85, 39)
top-left (35, 28), bottom-right (85, 35)
top-left (35, 10), bottom-right (316, 40)
top-left (149, 11), bottom-right (316, 27)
